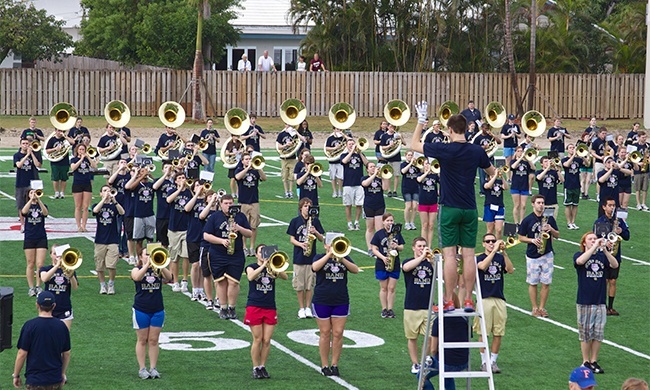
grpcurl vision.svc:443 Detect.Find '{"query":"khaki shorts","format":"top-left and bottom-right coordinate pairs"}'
top-left (403, 309), bottom-right (428, 339)
top-left (292, 264), bottom-right (315, 291)
top-left (343, 186), bottom-right (364, 206)
top-left (102, 160), bottom-right (120, 177)
top-left (329, 163), bottom-right (343, 180)
top-left (473, 297), bottom-right (507, 337)
top-left (281, 158), bottom-right (297, 181)
top-left (168, 230), bottom-right (188, 262)
top-left (241, 203), bottom-right (260, 229)
top-left (94, 243), bottom-right (119, 271)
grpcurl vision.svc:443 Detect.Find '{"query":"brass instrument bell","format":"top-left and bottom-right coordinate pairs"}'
top-left (224, 107), bottom-right (250, 136)
top-left (50, 102), bottom-right (78, 130)
top-left (280, 98), bottom-right (307, 127)
top-left (522, 110), bottom-right (547, 138)
top-left (158, 101), bottom-right (185, 128)
top-left (383, 99), bottom-right (410, 127)
top-left (328, 102), bottom-right (356, 130)
top-left (104, 100), bottom-right (131, 128)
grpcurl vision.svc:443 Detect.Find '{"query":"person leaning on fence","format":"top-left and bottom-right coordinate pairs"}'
top-left (237, 53), bottom-right (251, 72)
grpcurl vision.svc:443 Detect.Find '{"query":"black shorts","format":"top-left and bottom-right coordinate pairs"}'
top-left (155, 218), bottom-right (169, 247)
top-left (72, 183), bottom-right (92, 193)
top-left (210, 257), bottom-right (245, 282)
top-left (200, 247), bottom-right (211, 278)
top-left (124, 216), bottom-right (135, 240)
top-left (606, 264), bottom-right (620, 280)
top-left (364, 206), bottom-right (386, 219)
top-left (23, 238), bottom-right (48, 250)
top-left (228, 168), bottom-right (236, 179)
top-left (619, 185), bottom-right (632, 195)
top-left (188, 241), bottom-right (201, 264)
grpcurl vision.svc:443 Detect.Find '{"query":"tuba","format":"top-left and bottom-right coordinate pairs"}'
top-left (384, 99), bottom-right (410, 127)
top-left (50, 102), bottom-right (78, 131)
top-left (328, 102), bottom-right (356, 129)
top-left (438, 101), bottom-right (459, 128)
top-left (485, 102), bottom-right (507, 129)
top-left (276, 127), bottom-right (303, 159)
top-left (61, 248), bottom-right (83, 277)
top-left (522, 110), bottom-right (547, 139)
top-left (224, 107), bottom-right (250, 136)
top-left (219, 138), bottom-right (240, 169)
top-left (331, 236), bottom-right (351, 260)
top-left (158, 101), bottom-right (185, 128)
top-left (280, 98), bottom-right (307, 127)
top-left (105, 100), bottom-right (131, 128)
top-left (267, 251), bottom-right (290, 274)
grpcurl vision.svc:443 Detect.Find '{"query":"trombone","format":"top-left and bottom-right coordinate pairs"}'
top-left (267, 251), bottom-right (290, 274)
top-left (331, 236), bottom-right (352, 260)
top-left (141, 144), bottom-right (152, 154)
top-left (31, 141), bottom-right (42, 152)
top-left (414, 156), bottom-right (426, 170)
top-left (60, 247), bottom-right (83, 277)
top-left (356, 137), bottom-right (369, 152)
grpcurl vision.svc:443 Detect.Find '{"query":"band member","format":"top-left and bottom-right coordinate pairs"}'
top-left (593, 197), bottom-right (630, 316)
top-left (109, 158), bottom-right (134, 262)
top-left (362, 162), bottom-right (386, 255)
top-left (153, 163), bottom-right (174, 249)
top-left (341, 138), bottom-right (368, 231)
top-left (536, 156), bottom-right (564, 219)
top-left (500, 114), bottom-right (520, 177)
top-left (573, 232), bottom-right (619, 374)
top-left (632, 131), bottom-right (648, 210)
top-left (40, 244), bottom-right (79, 330)
top-left (373, 120), bottom-right (388, 170)
top-left (125, 166), bottom-right (156, 257)
top-left (15, 138), bottom-right (42, 231)
top-left (411, 102), bottom-right (496, 313)
top-left (416, 159), bottom-right (439, 252)
top-left (562, 144), bottom-right (584, 229)
top-left (97, 124), bottom-right (128, 175)
top-left (616, 147), bottom-right (634, 209)
top-left (517, 194), bottom-right (560, 318)
top-left (70, 143), bottom-right (98, 232)
top-left (475, 234), bottom-right (514, 374)
top-left (203, 195), bottom-right (253, 320)
top-left (312, 234), bottom-right (359, 376)
top-left (154, 126), bottom-right (185, 163)
top-left (93, 185), bottom-right (124, 295)
top-left (224, 135), bottom-right (245, 197)
top-left (460, 100), bottom-right (481, 127)
top-left (199, 190), bottom-right (219, 310)
top-left (472, 123), bottom-right (502, 196)
top-left (131, 247), bottom-right (173, 380)
top-left (276, 124), bottom-right (304, 199)
top-left (200, 118), bottom-right (220, 172)
top-left (296, 154), bottom-right (322, 207)
top-left (597, 156), bottom-right (621, 217)
top-left (245, 245), bottom-right (289, 379)
top-left (287, 198), bottom-right (325, 318)
top-left (183, 140), bottom-right (209, 180)
top-left (423, 120), bottom-right (446, 143)
top-left (465, 121), bottom-right (478, 141)
top-left (166, 171), bottom-right (193, 293)
top-left (235, 153), bottom-right (267, 256)
top-left (510, 146), bottom-right (534, 225)
top-left (400, 150), bottom-right (420, 231)
top-left (325, 127), bottom-right (347, 198)
top-left (241, 114), bottom-right (266, 152)
top-left (22, 189), bottom-right (48, 296)
top-left (185, 180), bottom-right (209, 301)
top-left (547, 117), bottom-right (571, 158)
top-left (402, 237), bottom-right (434, 374)
top-left (298, 120), bottom-right (314, 150)
top-left (371, 213), bottom-right (405, 318)
top-left (578, 131), bottom-right (594, 200)
top-left (590, 127), bottom-right (614, 179)
top-left (20, 117), bottom-right (45, 142)
top-left (483, 168), bottom-right (509, 239)
top-left (66, 117), bottom-right (90, 147)
top-left (45, 128), bottom-right (70, 199)
top-left (584, 117), bottom-right (598, 137)
top-left (380, 124), bottom-right (402, 197)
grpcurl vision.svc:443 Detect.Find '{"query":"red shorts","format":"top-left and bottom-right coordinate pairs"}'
top-left (244, 306), bottom-right (278, 326)
top-left (418, 203), bottom-right (438, 213)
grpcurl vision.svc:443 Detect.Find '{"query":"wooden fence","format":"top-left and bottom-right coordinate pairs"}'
top-left (0, 69), bottom-right (644, 120)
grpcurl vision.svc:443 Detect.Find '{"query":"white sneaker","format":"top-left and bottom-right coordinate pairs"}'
top-left (354, 221), bottom-right (360, 230)
top-left (99, 285), bottom-right (108, 294)
top-left (637, 204), bottom-right (643, 210)
top-left (180, 280), bottom-right (189, 293)
top-left (304, 307), bottom-right (313, 318)
top-left (642, 204), bottom-right (649, 211)
top-left (190, 292), bottom-right (199, 301)
top-left (107, 284), bottom-right (115, 295)
top-left (298, 308), bottom-right (306, 319)
top-left (332, 193), bottom-right (338, 198)
top-left (573, 224), bottom-right (580, 230)
top-left (347, 222), bottom-right (354, 231)
top-left (410, 363), bottom-right (420, 374)
top-left (171, 283), bottom-right (182, 292)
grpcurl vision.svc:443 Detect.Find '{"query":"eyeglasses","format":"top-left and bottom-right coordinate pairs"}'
top-left (483, 239), bottom-right (497, 244)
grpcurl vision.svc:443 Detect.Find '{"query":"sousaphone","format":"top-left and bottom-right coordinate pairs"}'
top-left (485, 102), bottom-right (506, 129)
top-left (328, 102), bottom-right (356, 130)
top-left (384, 99), bottom-right (410, 127)
top-left (224, 107), bottom-right (250, 136)
top-left (522, 110), bottom-right (547, 139)
top-left (105, 100), bottom-right (131, 128)
top-left (280, 98), bottom-right (307, 127)
top-left (44, 102), bottom-right (75, 162)
top-left (158, 101), bottom-right (185, 128)
top-left (438, 101), bottom-right (459, 128)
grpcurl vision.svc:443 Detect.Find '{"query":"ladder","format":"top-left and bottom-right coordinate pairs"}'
top-left (417, 254), bottom-right (495, 390)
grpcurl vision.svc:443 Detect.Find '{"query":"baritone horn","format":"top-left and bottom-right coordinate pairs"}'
top-left (104, 100), bottom-right (130, 128)
top-left (524, 148), bottom-right (538, 162)
top-left (438, 101), bottom-right (459, 128)
top-left (431, 158), bottom-right (441, 174)
top-left (31, 141), bottom-right (42, 152)
top-left (310, 162), bottom-right (323, 177)
top-left (158, 101), bottom-right (185, 128)
top-left (280, 98), bottom-right (307, 127)
top-left (384, 99), bottom-right (410, 127)
top-left (329, 102), bottom-right (356, 129)
top-left (86, 146), bottom-right (98, 158)
top-left (485, 102), bottom-right (507, 129)
top-left (267, 251), bottom-right (290, 274)
top-left (522, 110), bottom-right (547, 138)
top-left (331, 236), bottom-right (352, 259)
top-left (379, 164), bottom-right (394, 179)
top-left (224, 107), bottom-right (250, 136)
top-left (61, 247), bottom-right (83, 276)
top-left (251, 155), bottom-right (265, 170)
top-left (50, 102), bottom-right (78, 130)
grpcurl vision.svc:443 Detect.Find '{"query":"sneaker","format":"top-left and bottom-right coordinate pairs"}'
top-left (463, 299), bottom-right (475, 313)
top-left (34, 286), bottom-right (43, 295)
top-left (367, 248), bottom-right (374, 257)
top-left (608, 308), bottom-right (620, 316)
top-left (491, 362), bottom-right (501, 374)
top-left (228, 307), bottom-right (238, 320)
top-left (347, 222), bottom-right (354, 231)
top-left (387, 309), bottom-right (396, 318)
top-left (567, 224), bottom-right (572, 230)
top-left (259, 366), bottom-right (270, 379)
top-left (321, 366), bottom-right (332, 376)
top-left (642, 204), bottom-right (649, 211)
top-left (637, 204), bottom-right (643, 210)
top-left (28, 287), bottom-right (37, 297)
top-left (443, 300), bottom-right (456, 313)
top-left (354, 221), bottom-right (360, 230)
top-left (171, 283), bottom-right (182, 292)
top-left (298, 308), bottom-right (306, 319)
top-left (107, 284), bottom-right (115, 295)
top-left (481, 362), bottom-right (488, 372)
top-left (583, 361), bottom-right (595, 371)
top-left (180, 280), bottom-right (189, 293)
top-left (149, 367), bottom-right (160, 379)
top-left (191, 292), bottom-right (199, 302)
top-left (330, 366), bottom-right (340, 376)
top-left (381, 309), bottom-right (388, 318)
top-left (284, 192), bottom-right (290, 199)
top-left (243, 248), bottom-right (249, 256)
top-left (288, 192), bottom-right (294, 199)
top-left (410, 363), bottom-right (421, 374)
top-left (304, 307), bottom-right (313, 318)
top-left (590, 361), bottom-right (604, 374)
top-left (214, 298), bottom-right (221, 310)
top-left (332, 193), bottom-right (338, 198)
top-left (252, 367), bottom-right (263, 379)
top-left (248, 248), bottom-right (255, 257)
top-left (573, 223), bottom-right (580, 230)
top-left (138, 368), bottom-right (150, 379)
top-left (219, 308), bottom-right (229, 320)
top-left (99, 285), bottom-right (108, 295)
top-left (206, 300), bottom-right (214, 310)
top-left (199, 291), bottom-right (208, 301)
top-left (538, 308), bottom-right (549, 318)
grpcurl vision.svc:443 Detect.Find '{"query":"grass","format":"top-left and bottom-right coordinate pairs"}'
top-left (0, 144), bottom-right (648, 389)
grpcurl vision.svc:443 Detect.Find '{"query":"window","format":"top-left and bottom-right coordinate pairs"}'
top-left (273, 48), bottom-right (298, 71)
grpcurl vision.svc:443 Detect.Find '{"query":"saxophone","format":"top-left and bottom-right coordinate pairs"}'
top-left (385, 227), bottom-right (398, 272)
top-left (537, 216), bottom-right (550, 255)
top-left (227, 213), bottom-right (237, 255)
top-left (303, 216), bottom-right (316, 257)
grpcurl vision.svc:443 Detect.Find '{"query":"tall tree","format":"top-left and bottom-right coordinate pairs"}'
top-left (504, 0), bottom-right (524, 116)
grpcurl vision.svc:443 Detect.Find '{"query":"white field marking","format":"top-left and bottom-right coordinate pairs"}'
top-left (505, 302), bottom-right (650, 361)
top-left (0, 189), bottom-right (15, 200)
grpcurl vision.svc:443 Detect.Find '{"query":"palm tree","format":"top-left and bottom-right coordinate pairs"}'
top-left (189, 0), bottom-right (209, 121)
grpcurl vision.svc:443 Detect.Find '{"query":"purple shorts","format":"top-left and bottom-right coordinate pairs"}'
top-left (312, 303), bottom-right (350, 319)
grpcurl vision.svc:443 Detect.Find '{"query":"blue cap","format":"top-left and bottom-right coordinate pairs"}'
top-left (36, 291), bottom-right (55, 308)
top-left (508, 114), bottom-right (515, 120)
top-left (569, 366), bottom-right (597, 388)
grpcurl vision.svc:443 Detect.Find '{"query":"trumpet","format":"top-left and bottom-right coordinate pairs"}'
top-left (109, 187), bottom-right (118, 197)
top-left (31, 141), bottom-right (42, 152)
top-left (203, 181), bottom-right (213, 191)
top-left (216, 188), bottom-right (227, 198)
top-left (331, 236), bottom-right (351, 260)
top-left (186, 178), bottom-right (195, 187)
top-left (424, 247), bottom-right (442, 260)
top-left (34, 189), bottom-right (44, 198)
top-left (500, 165), bottom-right (510, 174)
top-left (379, 164), bottom-right (394, 179)
top-left (141, 144), bottom-right (152, 154)
top-left (267, 251), bottom-right (290, 274)
top-left (86, 146), bottom-right (98, 158)
top-left (310, 162), bottom-right (323, 177)
top-left (60, 248), bottom-right (83, 277)
top-left (414, 156), bottom-right (426, 170)
top-left (146, 164), bottom-right (156, 173)
top-left (505, 236), bottom-right (520, 249)
top-left (576, 143), bottom-right (590, 158)
top-left (251, 155), bottom-right (265, 170)
top-left (150, 246), bottom-right (170, 276)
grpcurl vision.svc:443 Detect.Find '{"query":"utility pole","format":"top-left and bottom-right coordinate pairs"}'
top-left (644, 0), bottom-right (650, 128)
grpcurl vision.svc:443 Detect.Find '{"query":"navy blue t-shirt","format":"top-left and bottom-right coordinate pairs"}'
top-left (110, 172), bottom-right (131, 210)
top-left (597, 170), bottom-right (620, 208)
top-left (167, 188), bottom-right (192, 232)
top-left (423, 142), bottom-right (491, 209)
top-left (200, 128), bottom-right (220, 154)
top-left (16, 316), bottom-right (70, 386)
top-left (484, 178), bottom-right (505, 208)
top-left (70, 156), bottom-right (93, 185)
top-left (562, 157), bottom-right (583, 190)
top-left (155, 178), bottom-right (174, 219)
top-left (118, 127), bottom-right (131, 154)
top-left (296, 171), bottom-right (320, 206)
top-left (536, 169), bottom-right (561, 205)
top-left (510, 159), bottom-right (533, 192)
top-left (244, 125), bottom-right (264, 152)
top-left (371, 229), bottom-right (405, 271)
top-left (401, 161), bottom-right (420, 194)
top-left (500, 123), bottom-right (520, 148)
top-left (476, 253), bottom-right (507, 301)
top-left (341, 152), bottom-right (364, 186)
top-left (186, 198), bottom-right (207, 243)
top-left (133, 267), bottom-right (164, 313)
top-left (67, 126), bottom-right (90, 147)
top-left (418, 173), bottom-right (439, 206)
top-left (617, 160), bottom-right (633, 188)
top-left (23, 203), bottom-right (47, 241)
top-left (235, 167), bottom-right (260, 204)
top-left (45, 135), bottom-right (70, 166)
top-left (97, 134), bottom-right (120, 161)
top-left (373, 129), bottom-right (385, 155)
top-left (154, 133), bottom-right (179, 157)
top-left (460, 108), bottom-right (481, 125)
top-left (246, 263), bottom-right (277, 309)
top-left (592, 215), bottom-right (629, 261)
top-left (547, 126), bottom-right (567, 152)
top-left (518, 213), bottom-right (558, 258)
top-left (431, 317), bottom-right (469, 365)
top-left (574, 251), bottom-right (610, 305)
top-left (424, 131), bottom-right (446, 143)
top-left (20, 128), bottom-right (44, 141)
top-left (362, 175), bottom-right (385, 210)
top-left (132, 181), bottom-right (155, 218)
top-left (591, 138), bottom-right (615, 159)
top-left (286, 215), bottom-right (325, 265)
top-left (93, 202), bottom-right (120, 245)
top-left (40, 265), bottom-right (75, 318)
top-left (203, 210), bottom-right (251, 261)
top-left (402, 258), bottom-right (433, 310)
top-left (380, 132), bottom-right (402, 162)
top-left (276, 130), bottom-right (298, 159)
top-left (325, 134), bottom-right (346, 164)
top-left (14, 151), bottom-right (41, 188)
top-left (312, 255), bottom-right (354, 306)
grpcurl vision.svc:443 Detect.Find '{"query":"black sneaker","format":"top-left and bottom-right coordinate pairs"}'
top-left (583, 361), bottom-right (595, 372)
top-left (228, 307), bottom-right (238, 320)
top-left (321, 366), bottom-right (332, 376)
top-left (219, 308), bottom-right (229, 320)
top-left (387, 309), bottom-right (396, 318)
top-left (259, 366), bottom-right (270, 379)
top-left (590, 361), bottom-right (604, 374)
top-left (252, 367), bottom-right (263, 379)
top-left (330, 366), bottom-right (340, 376)
top-left (381, 309), bottom-right (388, 318)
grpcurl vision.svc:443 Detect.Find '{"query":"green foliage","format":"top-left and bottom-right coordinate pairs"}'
top-left (76, 0), bottom-right (239, 69)
top-left (0, 0), bottom-right (74, 64)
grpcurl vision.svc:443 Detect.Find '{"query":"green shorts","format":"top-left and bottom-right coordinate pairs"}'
top-left (51, 164), bottom-right (70, 182)
top-left (563, 188), bottom-right (580, 206)
top-left (438, 205), bottom-right (478, 248)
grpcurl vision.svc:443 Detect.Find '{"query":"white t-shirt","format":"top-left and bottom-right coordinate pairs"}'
top-left (237, 60), bottom-right (251, 71)
top-left (258, 56), bottom-right (274, 71)
top-left (296, 61), bottom-right (307, 71)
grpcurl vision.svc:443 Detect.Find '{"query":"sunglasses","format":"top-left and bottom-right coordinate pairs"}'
top-left (484, 239), bottom-right (497, 244)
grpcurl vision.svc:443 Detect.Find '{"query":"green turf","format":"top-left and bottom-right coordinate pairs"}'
top-left (0, 147), bottom-right (648, 389)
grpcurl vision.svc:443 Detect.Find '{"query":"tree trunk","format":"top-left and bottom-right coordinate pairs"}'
top-left (528, 0), bottom-right (537, 111)
top-left (192, 2), bottom-right (205, 121)
top-left (504, 0), bottom-right (524, 116)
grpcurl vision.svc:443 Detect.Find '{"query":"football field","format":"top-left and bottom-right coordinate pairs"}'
top-left (0, 146), bottom-right (648, 389)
